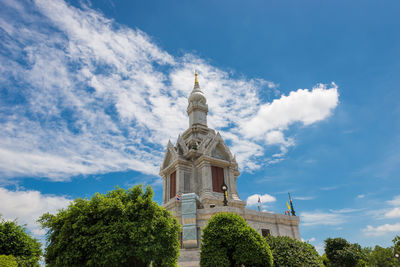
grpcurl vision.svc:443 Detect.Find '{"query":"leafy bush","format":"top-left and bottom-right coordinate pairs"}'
top-left (266, 235), bottom-right (323, 267)
top-left (324, 238), bottom-right (364, 267)
top-left (39, 185), bottom-right (180, 267)
top-left (200, 212), bottom-right (273, 267)
top-left (0, 217), bottom-right (42, 266)
top-left (0, 255), bottom-right (18, 267)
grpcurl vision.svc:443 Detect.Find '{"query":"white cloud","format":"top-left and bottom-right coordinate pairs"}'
top-left (302, 237), bottom-right (316, 243)
top-left (266, 81), bottom-right (279, 89)
top-left (294, 196), bottom-right (315, 201)
top-left (357, 194), bottom-right (365, 199)
top-left (379, 195), bottom-right (400, 218)
top-left (0, 0), bottom-right (339, 181)
top-left (376, 195), bottom-right (400, 218)
top-left (300, 211), bottom-right (346, 226)
top-left (387, 195), bottom-right (400, 206)
top-left (247, 193), bottom-right (276, 207)
top-left (265, 131), bottom-right (295, 149)
top-left (384, 207), bottom-right (400, 218)
top-left (320, 185), bottom-right (341, 191)
top-left (240, 83), bottom-right (338, 162)
top-left (363, 222), bottom-right (400, 236)
top-left (329, 208), bottom-right (365, 214)
top-left (241, 84), bottom-right (339, 139)
top-left (0, 187), bottom-right (71, 236)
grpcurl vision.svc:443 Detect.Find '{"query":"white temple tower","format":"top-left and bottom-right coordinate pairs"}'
top-left (160, 72), bottom-right (245, 211)
top-left (160, 72), bottom-right (300, 266)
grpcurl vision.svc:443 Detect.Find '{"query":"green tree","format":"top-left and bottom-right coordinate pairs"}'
top-left (321, 253), bottom-right (331, 266)
top-left (368, 245), bottom-right (400, 267)
top-left (0, 255), bottom-right (18, 267)
top-left (0, 217), bottom-right (42, 266)
top-left (324, 238), bottom-right (363, 267)
top-left (200, 212), bottom-right (273, 267)
top-left (39, 185), bottom-right (180, 267)
top-left (394, 235), bottom-right (400, 255)
top-left (266, 235), bottom-right (323, 267)
top-left (357, 247), bottom-right (372, 267)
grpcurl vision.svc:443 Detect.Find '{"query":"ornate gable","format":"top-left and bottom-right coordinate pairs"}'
top-left (212, 144), bottom-right (230, 161)
top-left (176, 135), bottom-right (189, 155)
top-left (205, 132), bottom-right (233, 161)
top-left (197, 131), bottom-right (214, 152)
top-left (160, 140), bottom-right (178, 170)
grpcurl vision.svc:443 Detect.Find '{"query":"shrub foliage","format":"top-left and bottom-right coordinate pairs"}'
top-left (324, 238), bottom-right (366, 267)
top-left (200, 212), bottom-right (273, 267)
top-left (266, 235), bottom-right (323, 267)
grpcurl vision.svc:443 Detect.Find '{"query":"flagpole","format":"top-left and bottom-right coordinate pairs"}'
top-left (288, 192), bottom-right (296, 216)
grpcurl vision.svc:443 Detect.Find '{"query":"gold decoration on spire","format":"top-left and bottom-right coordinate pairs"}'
top-left (194, 70), bottom-right (200, 89)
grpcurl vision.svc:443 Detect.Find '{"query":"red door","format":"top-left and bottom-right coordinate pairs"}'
top-left (170, 171), bottom-right (176, 199)
top-left (212, 166), bottom-right (224, 193)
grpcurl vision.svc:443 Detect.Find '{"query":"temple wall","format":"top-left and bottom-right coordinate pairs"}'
top-left (164, 200), bottom-right (300, 244)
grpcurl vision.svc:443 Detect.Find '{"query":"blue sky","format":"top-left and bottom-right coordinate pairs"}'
top-left (1, 0), bottom-right (399, 253)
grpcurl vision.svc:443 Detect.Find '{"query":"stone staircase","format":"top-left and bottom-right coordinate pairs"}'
top-left (178, 248), bottom-right (200, 267)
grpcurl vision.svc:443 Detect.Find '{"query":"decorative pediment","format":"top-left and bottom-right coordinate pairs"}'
top-left (197, 132), bottom-right (214, 152)
top-left (205, 132), bottom-right (233, 161)
top-left (212, 144), bottom-right (230, 161)
top-left (177, 135), bottom-right (189, 155)
top-left (160, 140), bottom-right (178, 170)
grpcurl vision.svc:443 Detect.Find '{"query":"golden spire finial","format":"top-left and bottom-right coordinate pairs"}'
top-left (194, 70), bottom-right (200, 88)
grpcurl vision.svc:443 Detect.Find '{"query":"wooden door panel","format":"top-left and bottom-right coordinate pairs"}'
top-left (170, 171), bottom-right (176, 199)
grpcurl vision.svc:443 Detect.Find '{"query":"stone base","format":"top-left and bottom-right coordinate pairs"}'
top-left (178, 248), bottom-right (200, 267)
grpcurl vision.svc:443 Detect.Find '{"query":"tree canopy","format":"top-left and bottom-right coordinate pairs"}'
top-left (368, 245), bottom-right (400, 267)
top-left (323, 236), bottom-right (400, 267)
top-left (200, 212), bottom-right (273, 267)
top-left (394, 235), bottom-right (400, 254)
top-left (39, 185), bottom-right (180, 267)
top-left (324, 238), bottom-right (364, 267)
top-left (266, 235), bottom-right (323, 267)
top-left (0, 217), bottom-right (42, 267)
